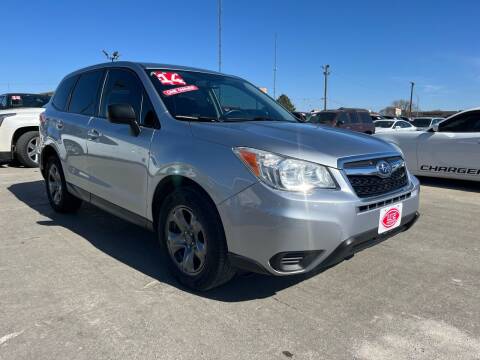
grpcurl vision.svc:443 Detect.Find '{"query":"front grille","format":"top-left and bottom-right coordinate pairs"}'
top-left (345, 157), bottom-right (409, 198)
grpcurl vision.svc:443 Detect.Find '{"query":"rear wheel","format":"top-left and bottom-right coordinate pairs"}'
top-left (45, 156), bottom-right (82, 213)
top-left (15, 131), bottom-right (40, 167)
top-left (158, 187), bottom-right (235, 291)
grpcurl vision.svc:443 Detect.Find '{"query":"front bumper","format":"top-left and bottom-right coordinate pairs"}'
top-left (0, 151), bottom-right (13, 163)
top-left (218, 174), bottom-right (420, 275)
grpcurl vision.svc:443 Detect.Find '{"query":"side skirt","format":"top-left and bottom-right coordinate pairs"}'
top-left (66, 182), bottom-right (154, 232)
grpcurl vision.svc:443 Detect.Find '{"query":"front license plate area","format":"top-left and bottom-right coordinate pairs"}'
top-left (378, 203), bottom-right (403, 234)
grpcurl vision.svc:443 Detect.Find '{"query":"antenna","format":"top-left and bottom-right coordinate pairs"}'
top-left (102, 50), bottom-right (121, 62)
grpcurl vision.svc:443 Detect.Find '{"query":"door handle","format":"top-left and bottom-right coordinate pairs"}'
top-left (87, 129), bottom-right (102, 141)
top-left (56, 120), bottom-right (64, 130)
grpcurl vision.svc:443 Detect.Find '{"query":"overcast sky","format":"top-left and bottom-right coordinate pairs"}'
top-left (2, 0), bottom-right (479, 111)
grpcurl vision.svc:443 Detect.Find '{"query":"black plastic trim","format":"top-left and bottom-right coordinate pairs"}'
top-left (269, 250), bottom-right (324, 272)
top-left (318, 211), bottom-right (420, 270)
top-left (227, 253), bottom-right (270, 275)
top-left (66, 182), bottom-right (154, 231)
top-left (0, 151), bottom-right (13, 163)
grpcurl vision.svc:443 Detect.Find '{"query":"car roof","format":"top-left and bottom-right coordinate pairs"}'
top-left (65, 61), bottom-right (237, 79)
top-left (0, 92), bottom-right (49, 96)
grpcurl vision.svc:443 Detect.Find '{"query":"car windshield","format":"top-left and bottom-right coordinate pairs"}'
top-left (412, 118), bottom-right (432, 127)
top-left (375, 120), bottom-right (394, 128)
top-left (147, 69), bottom-right (297, 122)
top-left (5, 94), bottom-right (50, 109)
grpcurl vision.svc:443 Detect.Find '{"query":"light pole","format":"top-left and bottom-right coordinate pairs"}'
top-left (409, 81), bottom-right (415, 118)
top-left (322, 64), bottom-right (330, 111)
top-left (218, 0), bottom-right (222, 72)
top-left (273, 33), bottom-right (277, 100)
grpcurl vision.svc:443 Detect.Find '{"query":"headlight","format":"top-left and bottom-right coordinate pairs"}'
top-left (233, 147), bottom-right (336, 192)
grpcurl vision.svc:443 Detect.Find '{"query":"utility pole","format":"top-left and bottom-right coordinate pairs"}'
top-left (322, 64), bottom-right (330, 111)
top-left (218, 0), bottom-right (222, 72)
top-left (409, 81), bottom-right (415, 118)
top-left (273, 33), bottom-right (277, 100)
top-left (415, 94), bottom-right (420, 117)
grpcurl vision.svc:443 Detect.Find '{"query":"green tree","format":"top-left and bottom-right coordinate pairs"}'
top-left (276, 94), bottom-right (296, 112)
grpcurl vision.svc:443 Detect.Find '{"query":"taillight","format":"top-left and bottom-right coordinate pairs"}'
top-left (39, 112), bottom-right (46, 126)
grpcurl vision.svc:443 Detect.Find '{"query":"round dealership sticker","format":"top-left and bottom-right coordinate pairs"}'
top-left (378, 203), bottom-right (403, 234)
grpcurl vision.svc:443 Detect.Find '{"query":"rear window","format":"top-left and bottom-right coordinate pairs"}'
top-left (68, 71), bottom-right (104, 116)
top-left (52, 75), bottom-right (79, 111)
top-left (8, 94), bottom-right (50, 109)
top-left (375, 120), bottom-right (394, 128)
top-left (412, 118), bottom-right (432, 127)
top-left (309, 112), bottom-right (337, 124)
top-left (358, 112), bottom-right (373, 124)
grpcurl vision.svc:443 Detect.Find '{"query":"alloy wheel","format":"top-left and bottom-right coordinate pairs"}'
top-left (27, 136), bottom-right (40, 164)
top-left (165, 206), bottom-right (207, 276)
top-left (48, 164), bottom-right (62, 205)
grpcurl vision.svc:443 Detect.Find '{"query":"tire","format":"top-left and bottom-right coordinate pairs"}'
top-left (158, 187), bottom-right (235, 291)
top-left (45, 156), bottom-right (82, 213)
top-left (15, 131), bottom-right (40, 168)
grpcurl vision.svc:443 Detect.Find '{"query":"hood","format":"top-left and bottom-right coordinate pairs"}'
top-left (190, 121), bottom-right (399, 169)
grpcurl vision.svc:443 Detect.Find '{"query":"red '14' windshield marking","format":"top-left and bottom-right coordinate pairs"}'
top-left (153, 71), bottom-right (186, 86)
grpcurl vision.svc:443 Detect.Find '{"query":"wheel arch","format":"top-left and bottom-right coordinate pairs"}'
top-left (11, 126), bottom-right (39, 149)
top-left (151, 175), bottom-right (224, 234)
top-left (40, 144), bottom-right (60, 178)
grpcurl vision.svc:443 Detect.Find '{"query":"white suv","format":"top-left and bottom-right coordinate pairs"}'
top-left (0, 93), bottom-right (51, 167)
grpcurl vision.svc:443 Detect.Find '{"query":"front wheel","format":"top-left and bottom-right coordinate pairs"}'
top-left (158, 187), bottom-right (235, 291)
top-left (45, 156), bottom-right (82, 213)
top-left (15, 131), bottom-right (40, 167)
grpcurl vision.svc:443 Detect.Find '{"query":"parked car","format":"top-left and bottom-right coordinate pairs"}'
top-left (371, 114), bottom-right (384, 121)
top-left (375, 108), bottom-right (480, 182)
top-left (374, 119), bottom-right (417, 133)
top-left (0, 93), bottom-right (51, 167)
top-left (411, 117), bottom-right (445, 131)
top-left (39, 62), bottom-right (420, 290)
top-left (292, 111), bottom-right (308, 122)
top-left (307, 108), bottom-right (375, 134)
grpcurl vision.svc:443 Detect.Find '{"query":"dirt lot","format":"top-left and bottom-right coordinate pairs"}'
top-left (1, 165), bottom-right (479, 360)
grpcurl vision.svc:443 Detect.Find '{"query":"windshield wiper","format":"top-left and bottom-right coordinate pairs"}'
top-left (174, 115), bottom-right (220, 122)
top-left (222, 116), bottom-right (280, 122)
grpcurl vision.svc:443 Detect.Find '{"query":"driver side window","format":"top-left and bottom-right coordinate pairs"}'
top-left (100, 69), bottom-right (142, 120)
top-left (439, 111), bottom-right (480, 133)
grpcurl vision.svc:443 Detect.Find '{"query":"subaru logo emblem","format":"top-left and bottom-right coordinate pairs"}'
top-left (376, 160), bottom-right (392, 178)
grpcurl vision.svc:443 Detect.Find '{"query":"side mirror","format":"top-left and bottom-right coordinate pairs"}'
top-left (336, 120), bottom-right (345, 126)
top-left (107, 104), bottom-right (141, 136)
top-left (431, 124), bottom-right (439, 132)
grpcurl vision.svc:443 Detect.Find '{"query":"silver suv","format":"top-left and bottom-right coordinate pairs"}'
top-left (39, 62), bottom-right (420, 291)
